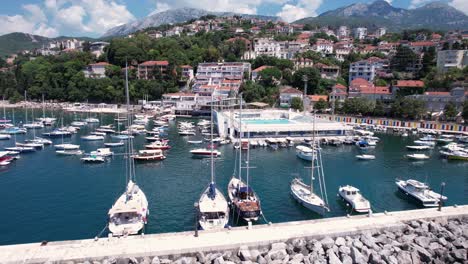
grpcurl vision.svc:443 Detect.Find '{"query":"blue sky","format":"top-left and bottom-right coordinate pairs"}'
top-left (0, 0), bottom-right (466, 37)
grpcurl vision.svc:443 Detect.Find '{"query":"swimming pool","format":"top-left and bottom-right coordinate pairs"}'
top-left (243, 119), bottom-right (291, 125)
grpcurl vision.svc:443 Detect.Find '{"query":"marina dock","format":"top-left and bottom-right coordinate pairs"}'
top-left (1, 205), bottom-right (466, 263)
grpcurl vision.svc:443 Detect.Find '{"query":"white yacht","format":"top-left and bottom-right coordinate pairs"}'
top-left (54, 143), bottom-right (80, 150)
top-left (406, 145), bottom-right (431, 150)
top-left (108, 63), bottom-right (149, 236)
top-left (338, 185), bottom-right (371, 213)
top-left (396, 179), bottom-right (447, 207)
top-left (356, 154), bottom-right (375, 160)
top-left (90, 148), bottom-right (113, 157)
top-left (296, 145), bottom-right (314, 161)
top-left (81, 135), bottom-right (105, 141)
top-left (56, 149), bottom-right (83, 156)
top-left (290, 113), bottom-right (330, 215)
top-left (414, 140), bottom-right (436, 146)
top-left (196, 88), bottom-right (229, 231)
top-left (406, 154), bottom-right (430, 160)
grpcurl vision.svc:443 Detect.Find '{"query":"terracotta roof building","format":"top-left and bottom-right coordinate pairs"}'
top-left (138, 61), bottom-right (169, 80)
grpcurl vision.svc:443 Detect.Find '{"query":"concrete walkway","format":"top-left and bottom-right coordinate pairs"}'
top-left (1, 205), bottom-right (467, 264)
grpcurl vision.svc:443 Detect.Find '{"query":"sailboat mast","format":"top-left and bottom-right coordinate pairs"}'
top-left (238, 94), bottom-right (242, 182)
top-left (3, 95), bottom-right (6, 120)
top-left (246, 120), bottom-right (251, 194)
top-left (42, 94), bottom-right (45, 119)
top-left (210, 87), bottom-right (214, 184)
top-left (124, 61), bottom-right (135, 183)
top-left (24, 91), bottom-right (28, 124)
top-left (311, 111), bottom-right (316, 194)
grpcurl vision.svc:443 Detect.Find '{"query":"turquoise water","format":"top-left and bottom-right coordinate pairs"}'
top-left (243, 119), bottom-right (291, 125)
top-left (0, 110), bottom-right (466, 246)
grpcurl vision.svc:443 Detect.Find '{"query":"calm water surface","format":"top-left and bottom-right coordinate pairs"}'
top-left (0, 110), bottom-right (466, 245)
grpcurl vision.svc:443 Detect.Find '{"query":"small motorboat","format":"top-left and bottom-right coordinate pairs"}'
top-left (145, 136), bottom-right (160, 142)
top-left (396, 179), bottom-right (447, 207)
top-left (4, 146), bottom-right (36, 153)
top-left (104, 141), bottom-right (125, 147)
top-left (1, 127), bottom-right (27, 134)
top-left (25, 137), bottom-right (52, 145)
top-left (56, 149), bottom-right (84, 156)
top-left (296, 145), bottom-right (314, 161)
top-left (413, 140), bottom-right (436, 146)
top-left (81, 155), bottom-right (106, 163)
top-left (190, 147), bottom-right (221, 157)
top-left (179, 130), bottom-right (196, 136)
top-left (90, 148), bottom-right (113, 157)
top-left (16, 142), bottom-right (44, 149)
top-left (84, 118), bottom-right (100, 123)
top-left (111, 134), bottom-right (134, 140)
top-left (132, 149), bottom-right (166, 161)
top-left (187, 140), bottom-right (203, 144)
top-left (90, 131), bottom-right (107, 136)
top-left (0, 134), bottom-right (11, 140)
top-left (71, 121), bottom-right (87, 127)
top-left (406, 154), bottom-right (430, 160)
top-left (338, 185), bottom-right (371, 213)
top-left (54, 144), bottom-right (80, 150)
top-left (406, 145), bottom-right (431, 151)
top-left (81, 135), bottom-right (105, 141)
top-left (356, 154), bottom-right (375, 160)
top-left (42, 130), bottom-right (72, 137)
top-left (23, 122), bottom-right (44, 129)
top-left (145, 141), bottom-right (171, 150)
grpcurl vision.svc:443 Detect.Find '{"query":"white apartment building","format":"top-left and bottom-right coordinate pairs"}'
top-left (193, 62), bottom-right (251, 94)
top-left (337, 26), bottom-right (350, 39)
top-left (252, 38), bottom-right (308, 60)
top-left (349, 57), bottom-right (389, 83)
top-left (436, 50), bottom-right (468, 72)
top-left (83, 62), bottom-right (110, 78)
top-left (375, 27), bottom-right (387, 38)
top-left (314, 39), bottom-right (334, 54)
top-left (354, 27), bottom-right (368, 40)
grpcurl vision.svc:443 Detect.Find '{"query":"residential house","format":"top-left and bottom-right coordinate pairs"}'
top-left (436, 50), bottom-right (468, 72)
top-left (180, 65), bottom-right (194, 81)
top-left (313, 63), bottom-right (340, 80)
top-left (193, 62), bottom-right (251, 95)
top-left (392, 80), bottom-right (425, 96)
top-left (279, 86), bottom-right (303, 108)
top-left (162, 92), bottom-right (198, 115)
top-left (348, 78), bottom-right (393, 102)
top-left (137, 61), bottom-right (169, 80)
top-left (354, 27), bottom-right (368, 40)
top-left (89, 42), bottom-right (109, 57)
top-left (226, 37), bottom-right (252, 50)
top-left (251, 65), bottom-right (272, 81)
top-left (349, 57), bottom-right (389, 83)
top-left (314, 39), bottom-right (334, 54)
top-left (375, 27), bottom-right (387, 38)
top-left (83, 62), bottom-right (110, 78)
top-left (409, 41), bottom-right (436, 53)
top-left (336, 26), bottom-right (350, 39)
top-left (292, 58), bottom-right (313, 70)
top-left (308, 95), bottom-right (329, 109)
top-left (329, 84), bottom-right (348, 103)
top-left (407, 87), bottom-right (467, 112)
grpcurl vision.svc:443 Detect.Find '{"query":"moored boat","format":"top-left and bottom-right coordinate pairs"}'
top-left (132, 149), bottom-right (166, 161)
top-left (396, 179), bottom-right (447, 207)
top-left (338, 185), bottom-right (371, 213)
top-left (406, 145), bottom-right (431, 150)
top-left (356, 154), bottom-right (375, 160)
top-left (406, 154), bottom-right (430, 160)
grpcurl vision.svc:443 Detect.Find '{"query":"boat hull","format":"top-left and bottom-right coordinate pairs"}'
top-left (290, 179), bottom-right (329, 215)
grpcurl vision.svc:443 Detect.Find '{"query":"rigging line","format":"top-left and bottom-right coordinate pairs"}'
top-left (94, 223), bottom-right (109, 239)
top-left (319, 148), bottom-right (329, 206)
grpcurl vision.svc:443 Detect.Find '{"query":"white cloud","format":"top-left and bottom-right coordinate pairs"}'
top-left (384, 0), bottom-right (393, 4)
top-left (0, 0), bottom-right (135, 37)
top-left (450, 0), bottom-right (468, 14)
top-left (277, 0), bottom-right (323, 22)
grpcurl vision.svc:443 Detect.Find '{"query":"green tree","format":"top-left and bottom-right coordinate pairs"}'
top-left (290, 97), bottom-right (303, 111)
top-left (391, 46), bottom-right (418, 72)
top-left (391, 97), bottom-right (426, 119)
top-left (374, 79), bottom-right (387, 86)
top-left (258, 67), bottom-right (282, 87)
top-left (292, 68), bottom-right (321, 95)
top-left (373, 101), bottom-right (386, 116)
top-left (314, 99), bottom-right (328, 111)
top-left (444, 102), bottom-right (458, 120)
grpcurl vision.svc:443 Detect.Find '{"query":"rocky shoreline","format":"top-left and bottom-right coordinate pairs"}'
top-left (53, 216), bottom-right (467, 264)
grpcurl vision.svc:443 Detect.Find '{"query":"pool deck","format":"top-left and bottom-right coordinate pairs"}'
top-left (0, 205), bottom-right (466, 264)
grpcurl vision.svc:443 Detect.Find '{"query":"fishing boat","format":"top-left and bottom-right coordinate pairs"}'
top-left (56, 149), bottom-right (84, 156)
top-left (396, 179), bottom-right (447, 207)
top-left (356, 154), bottom-right (375, 160)
top-left (132, 149), bottom-right (166, 161)
top-left (81, 135), bottom-right (105, 141)
top-left (104, 141), bottom-right (125, 148)
top-left (108, 63), bottom-right (149, 236)
top-left (81, 155), bottom-right (106, 163)
top-left (145, 141), bottom-right (171, 150)
top-left (406, 145), bottom-right (431, 151)
top-left (290, 113), bottom-right (330, 215)
top-left (196, 91), bottom-right (229, 231)
top-left (227, 97), bottom-right (262, 222)
top-left (54, 144), bottom-right (80, 150)
top-left (406, 154), bottom-right (430, 160)
top-left (296, 145), bottom-right (314, 161)
top-left (338, 185), bottom-right (371, 213)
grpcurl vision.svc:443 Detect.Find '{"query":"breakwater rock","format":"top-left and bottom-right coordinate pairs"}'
top-left (64, 217), bottom-right (467, 264)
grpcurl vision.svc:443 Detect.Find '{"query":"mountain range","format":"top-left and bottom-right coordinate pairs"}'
top-left (295, 1), bottom-right (468, 31)
top-left (102, 8), bottom-right (279, 37)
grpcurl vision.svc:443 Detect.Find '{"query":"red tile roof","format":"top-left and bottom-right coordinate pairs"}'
top-left (252, 65), bottom-right (273, 72)
top-left (280, 87), bottom-right (302, 94)
top-left (333, 83), bottom-right (347, 90)
top-left (309, 95), bottom-right (328, 102)
top-left (360, 86), bottom-right (391, 94)
top-left (395, 80), bottom-right (425, 88)
top-left (140, 61), bottom-right (169, 66)
top-left (410, 41), bottom-right (435, 47)
top-left (180, 65), bottom-right (193, 69)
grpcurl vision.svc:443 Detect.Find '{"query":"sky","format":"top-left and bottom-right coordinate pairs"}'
top-left (0, 0), bottom-right (467, 38)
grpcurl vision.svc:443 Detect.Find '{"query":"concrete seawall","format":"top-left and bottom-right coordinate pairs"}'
top-left (1, 205), bottom-right (467, 264)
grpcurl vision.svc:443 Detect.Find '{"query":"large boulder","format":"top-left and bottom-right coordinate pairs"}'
top-left (320, 237), bottom-right (335, 250)
top-left (326, 249), bottom-right (342, 264)
top-left (451, 249), bottom-right (467, 261)
top-left (396, 251), bottom-right (412, 264)
top-left (350, 247), bottom-right (367, 264)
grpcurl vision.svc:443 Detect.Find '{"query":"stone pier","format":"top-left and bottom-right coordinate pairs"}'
top-left (0, 205), bottom-right (467, 264)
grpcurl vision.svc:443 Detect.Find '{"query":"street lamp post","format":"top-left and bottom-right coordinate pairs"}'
top-left (194, 202), bottom-right (199, 237)
top-left (438, 182), bottom-right (445, 211)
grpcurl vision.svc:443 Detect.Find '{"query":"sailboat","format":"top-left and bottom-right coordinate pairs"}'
top-left (54, 116), bottom-right (79, 150)
top-left (227, 95), bottom-right (262, 222)
top-left (22, 92), bottom-right (44, 130)
top-left (36, 94), bottom-right (56, 126)
top-left (290, 112), bottom-right (330, 215)
top-left (196, 89), bottom-right (229, 231)
top-left (5, 109), bottom-right (35, 153)
top-left (108, 63), bottom-right (149, 236)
